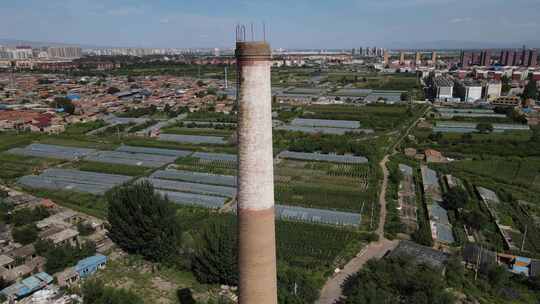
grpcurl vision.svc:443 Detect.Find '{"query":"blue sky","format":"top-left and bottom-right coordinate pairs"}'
top-left (1, 0), bottom-right (539, 48)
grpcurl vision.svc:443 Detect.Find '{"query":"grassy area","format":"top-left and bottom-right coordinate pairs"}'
top-left (96, 255), bottom-right (208, 304)
top-left (0, 132), bottom-right (40, 152)
top-left (412, 126), bottom-right (539, 158)
top-left (174, 156), bottom-right (236, 175)
top-left (301, 104), bottom-right (421, 131)
top-left (63, 120), bottom-right (107, 135)
top-left (275, 159), bottom-right (375, 213)
top-left (22, 188), bottom-right (108, 219)
top-left (446, 157), bottom-right (540, 192)
top-left (0, 153), bottom-right (63, 181)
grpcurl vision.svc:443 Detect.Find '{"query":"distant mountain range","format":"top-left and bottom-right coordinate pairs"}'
top-left (1, 38), bottom-right (539, 51)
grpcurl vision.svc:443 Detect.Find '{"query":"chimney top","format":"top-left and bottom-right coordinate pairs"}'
top-left (235, 41), bottom-right (271, 61)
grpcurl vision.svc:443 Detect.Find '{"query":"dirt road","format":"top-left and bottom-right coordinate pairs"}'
top-left (317, 106), bottom-right (429, 303)
top-left (316, 155), bottom-right (396, 304)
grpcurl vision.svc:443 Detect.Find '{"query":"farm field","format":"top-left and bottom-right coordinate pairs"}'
top-left (0, 153), bottom-right (64, 181)
top-left (160, 126), bottom-right (234, 137)
top-left (447, 157), bottom-right (540, 192)
top-left (274, 159), bottom-right (377, 227)
top-left (75, 160), bottom-right (153, 176)
top-left (300, 104), bottom-right (421, 131)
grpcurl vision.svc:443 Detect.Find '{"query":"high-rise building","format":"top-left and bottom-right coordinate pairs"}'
top-left (511, 51), bottom-right (520, 66)
top-left (472, 52), bottom-right (481, 66)
top-left (415, 52), bottom-right (421, 64)
top-left (460, 51), bottom-right (472, 67)
top-left (383, 50), bottom-right (389, 66)
top-left (400, 52), bottom-right (405, 65)
top-left (480, 50), bottom-right (491, 67)
top-left (235, 40), bottom-right (277, 303)
top-left (431, 51), bottom-right (437, 63)
top-left (528, 49), bottom-right (538, 67)
top-left (47, 47), bottom-right (82, 59)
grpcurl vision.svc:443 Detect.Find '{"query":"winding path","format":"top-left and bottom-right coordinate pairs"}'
top-left (316, 105), bottom-right (430, 304)
top-left (316, 155), bottom-right (398, 304)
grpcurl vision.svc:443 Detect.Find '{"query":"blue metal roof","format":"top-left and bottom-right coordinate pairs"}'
top-left (0, 272), bottom-right (53, 298)
top-left (516, 256), bottom-right (531, 264)
top-left (75, 254), bottom-right (107, 273)
top-left (512, 265), bottom-right (529, 275)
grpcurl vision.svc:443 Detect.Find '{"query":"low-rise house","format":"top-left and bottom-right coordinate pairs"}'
top-left (76, 254), bottom-right (107, 279)
top-left (388, 240), bottom-right (449, 270)
top-left (425, 149), bottom-right (447, 163)
top-left (0, 272), bottom-right (53, 300)
top-left (45, 228), bottom-right (79, 247)
top-left (55, 267), bottom-right (79, 287)
top-left (0, 255), bottom-right (15, 271)
top-left (36, 210), bottom-right (80, 230)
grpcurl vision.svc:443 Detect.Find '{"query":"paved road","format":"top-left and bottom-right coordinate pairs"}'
top-left (316, 105), bottom-right (430, 304)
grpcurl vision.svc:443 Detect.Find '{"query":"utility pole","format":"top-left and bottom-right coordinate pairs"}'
top-left (224, 66), bottom-right (228, 89)
top-left (521, 225), bottom-right (528, 252)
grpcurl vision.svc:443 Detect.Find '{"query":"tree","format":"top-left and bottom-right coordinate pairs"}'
top-left (464, 210), bottom-right (489, 230)
top-left (107, 87), bottom-right (120, 94)
top-left (341, 256), bottom-right (454, 304)
top-left (443, 188), bottom-right (468, 211)
top-left (107, 182), bottom-right (179, 263)
top-left (191, 219), bottom-right (238, 285)
top-left (44, 241), bottom-right (96, 274)
top-left (12, 225), bottom-right (38, 245)
top-left (82, 279), bottom-right (143, 304)
top-left (52, 97), bottom-right (75, 115)
top-left (501, 75), bottom-right (512, 95)
top-left (177, 288), bottom-right (196, 304)
top-left (476, 123), bottom-right (493, 133)
top-left (522, 75), bottom-right (538, 101)
top-left (401, 92), bottom-right (410, 102)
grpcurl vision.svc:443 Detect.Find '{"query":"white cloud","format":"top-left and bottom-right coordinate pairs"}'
top-left (159, 18), bottom-right (170, 24)
top-left (450, 17), bottom-right (472, 23)
top-left (105, 6), bottom-right (145, 16)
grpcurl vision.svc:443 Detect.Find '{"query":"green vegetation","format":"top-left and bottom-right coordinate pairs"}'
top-left (274, 160), bottom-right (377, 214)
top-left (24, 188), bottom-right (108, 219)
top-left (12, 224), bottom-right (39, 245)
top-left (81, 279), bottom-right (144, 304)
top-left (300, 104), bottom-right (420, 131)
top-left (9, 206), bottom-right (50, 226)
top-left (413, 126), bottom-right (540, 158)
top-left (0, 153), bottom-right (63, 181)
top-left (0, 132), bottom-right (40, 152)
top-left (107, 182), bottom-right (180, 263)
top-left (186, 111), bottom-right (237, 123)
top-left (63, 120), bottom-right (107, 135)
top-left (37, 240), bottom-right (97, 274)
top-left (128, 119), bottom-right (158, 133)
top-left (117, 105), bottom-right (158, 118)
top-left (341, 255), bottom-right (454, 304)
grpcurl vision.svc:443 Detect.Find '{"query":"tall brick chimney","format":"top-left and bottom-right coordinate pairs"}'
top-left (235, 39), bottom-right (277, 304)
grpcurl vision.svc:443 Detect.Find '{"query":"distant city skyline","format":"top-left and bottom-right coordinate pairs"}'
top-left (1, 0), bottom-right (540, 49)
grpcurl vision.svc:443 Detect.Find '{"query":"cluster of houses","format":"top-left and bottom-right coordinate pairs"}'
top-left (0, 73), bottom-right (235, 134)
top-left (0, 187), bottom-right (111, 302)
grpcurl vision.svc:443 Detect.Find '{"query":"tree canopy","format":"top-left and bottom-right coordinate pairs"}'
top-left (52, 97), bottom-right (76, 115)
top-left (443, 188), bottom-right (468, 210)
top-left (107, 181), bottom-right (179, 263)
top-left (82, 279), bottom-right (143, 304)
top-left (341, 256), bottom-right (455, 304)
top-left (522, 75), bottom-right (538, 101)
